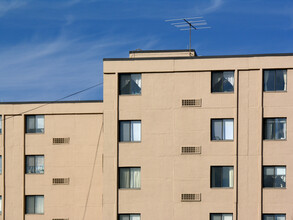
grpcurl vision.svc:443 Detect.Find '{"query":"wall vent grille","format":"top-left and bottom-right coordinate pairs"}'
top-left (182, 99), bottom-right (202, 107)
top-left (52, 178), bottom-right (70, 185)
top-left (181, 193), bottom-right (201, 202)
top-left (53, 137), bottom-right (70, 145)
top-left (182, 146), bottom-right (201, 154)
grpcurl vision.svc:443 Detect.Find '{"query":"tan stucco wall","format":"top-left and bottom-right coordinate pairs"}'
top-left (0, 102), bottom-right (103, 220)
top-left (103, 54), bottom-right (293, 220)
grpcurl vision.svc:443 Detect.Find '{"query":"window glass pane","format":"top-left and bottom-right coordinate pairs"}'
top-left (264, 70), bottom-right (275, 91)
top-left (36, 115), bottom-right (44, 133)
top-left (35, 156), bottom-right (44, 174)
top-left (130, 168), bottom-right (141, 188)
top-left (211, 214), bottom-right (222, 220)
top-left (264, 167), bottom-right (274, 175)
top-left (211, 167), bottom-right (222, 187)
top-left (131, 74), bottom-right (141, 94)
top-left (119, 215), bottom-right (130, 220)
top-left (131, 121), bottom-right (141, 141)
top-left (222, 167), bottom-right (234, 187)
top-left (275, 70), bottom-right (286, 91)
top-left (212, 72), bottom-right (223, 92)
top-left (130, 214), bottom-right (141, 220)
top-left (223, 71), bottom-right (234, 92)
top-left (275, 215), bottom-right (286, 220)
top-left (264, 119), bottom-right (275, 140)
top-left (120, 121), bottom-right (130, 142)
top-left (0, 115), bottom-right (2, 133)
top-left (120, 74), bottom-right (131, 94)
top-left (26, 156), bottom-right (35, 173)
top-left (25, 196), bottom-right (35, 214)
top-left (212, 120), bottom-right (223, 140)
top-left (26, 116), bottom-right (35, 132)
top-left (35, 196), bottom-right (44, 214)
top-left (0, 196), bottom-right (2, 214)
top-left (276, 167), bottom-right (286, 175)
top-left (119, 168), bottom-right (130, 188)
top-left (223, 119), bottom-right (234, 140)
top-left (0, 156), bottom-right (2, 174)
top-left (223, 214), bottom-right (233, 220)
top-left (275, 118), bottom-right (286, 140)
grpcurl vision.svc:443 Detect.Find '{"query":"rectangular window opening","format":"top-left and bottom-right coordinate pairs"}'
top-left (119, 74), bottom-right (141, 95)
top-left (211, 166), bottom-right (234, 188)
top-left (119, 167), bottom-right (141, 189)
top-left (212, 71), bottom-right (234, 93)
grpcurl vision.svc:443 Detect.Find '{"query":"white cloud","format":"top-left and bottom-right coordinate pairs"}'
top-left (0, 0), bottom-right (27, 17)
top-left (203, 0), bottom-right (224, 13)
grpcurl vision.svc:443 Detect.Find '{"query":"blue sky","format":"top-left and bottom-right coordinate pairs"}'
top-left (0, 0), bottom-right (292, 102)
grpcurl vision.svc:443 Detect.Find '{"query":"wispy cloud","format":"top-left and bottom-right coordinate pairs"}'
top-left (0, 31), bottom-right (158, 101)
top-left (0, 0), bottom-right (27, 17)
top-left (203, 0), bottom-right (224, 14)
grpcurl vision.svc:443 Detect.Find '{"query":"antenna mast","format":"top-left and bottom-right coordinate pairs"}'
top-left (165, 17), bottom-right (211, 54)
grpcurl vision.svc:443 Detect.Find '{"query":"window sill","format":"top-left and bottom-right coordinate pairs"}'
top-left (119, 94), bottom-right (142, 96)
top-left (119, 141), bottom-right (141, 143)
top-left (211, 140), bottom-right (234, 142)
top-left (119, 188), bottom-right (141, 190)
top-left (263, 187), bottom-right (286, 189)
top-left (25, 213), bottom-right (44, 215)
top-left (211, 91), bottom-right (234, 94)
top-left (25, 133), bottom-right (45, 135)
top-left (263, 90), bottom-right (287, 93)
top-left (211, 187), bottom-right (234, 189)
top-left (25, 173), bottom-right (44, 175)
top-left (263, 139), bottom-right (287, 141)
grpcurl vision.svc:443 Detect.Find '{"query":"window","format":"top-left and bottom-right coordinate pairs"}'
top-left (0, 196), bottom-right (2, 215)
top-left (264, 69), bottom-right (287, 91)
top-left (119, 214), bottom-right (141, 220)
top-left (25, 195), bottom-right (44, 214)
top-left (211, 119), bottom-right (234, 140)
top-left (0, 115), bottom-right (2, 134)
top-left (210, 213), bottom-right (233, 220)
top-left (211, 166), bottom-right (234, 188)
top-left (26, 115), bottom-right (44, 133)
top-left (25, 155), bottom-right (44, 174)
top-left (212, 71), bottom-right (234, 92)
top-left (119, 167), bottom-right (141, 189)
top-left (263, 166), bottom-right (286, 188)
top-left (119, 120), bottom-right (141, 142)
top-left (263, 214), bottom-right (286, 220)
top-left (263, 118), bottom-right (286, 140)
top-left (0, 156), bottom-right (2, 174)
top-left (119, 74), bottom-right (141, 95)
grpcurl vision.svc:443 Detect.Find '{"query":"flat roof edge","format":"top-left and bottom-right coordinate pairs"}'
top-left (129, 49), bottom-right (196, 53)
top-left (104, 53), bottom-right (293, 61)
top-left (0, 100), bottom-right (103, 105)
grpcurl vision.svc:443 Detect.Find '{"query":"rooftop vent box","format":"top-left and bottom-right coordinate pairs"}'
top-left (129, 49), bottom-right (197, 58)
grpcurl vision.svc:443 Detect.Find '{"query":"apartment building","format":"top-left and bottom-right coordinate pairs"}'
top-left (103, 50), bottom-right (293, 220)
top-left (0, 49), bottom-right (292, 220)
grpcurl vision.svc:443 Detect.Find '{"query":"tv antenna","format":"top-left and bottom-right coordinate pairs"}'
top-left (165, 17), bottom-right (211, 54)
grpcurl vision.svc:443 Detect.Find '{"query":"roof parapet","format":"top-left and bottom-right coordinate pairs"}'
top-left (129, 49), bottom-right (197, 58)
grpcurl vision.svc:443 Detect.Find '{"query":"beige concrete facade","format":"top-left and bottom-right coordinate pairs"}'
top-left (103, 50), bottom-right (293, 220)
top-left (0, 101), bottom-right (103, 220)
top-left (1, 50), bottom-right (293, 220)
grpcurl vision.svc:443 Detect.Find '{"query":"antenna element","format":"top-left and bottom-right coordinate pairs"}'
top-left (165, 17), bottom-right (211, 54)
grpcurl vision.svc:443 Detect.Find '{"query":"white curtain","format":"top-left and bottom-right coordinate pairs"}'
top-left (276, 215), bottom-right (286, 220)
top-left (35, 156), bottom-right (44, 173)
top-left (223, 214), bottom-right (233, 220)
top-left (276, 167), bottom-right (286, 176)
top-left (130, 215), bottom-right (141, 220)
top-left (130, 168), bottom-right (141, 188)
top-left (224, 71), bottom-right (234, 86)
top-left (131, 121), bottom-right (141, 141)
top-left (27, 116), bottom-right (35, 130)
top-left (283, 70), bottom-right (287, 91)
top-left (35, 196), bottom-right (44, 214)
top-left (36, 115), bottom-right (44, 130)
top-left (223, 119), bottom-right (234, 140)
top-left (0, 196), bottom-right (2, 214)
top-left (0, 116), bottom-right (2, 132)
top-left (229, 167), bottom-right (234, 187)
top-left (26, 156), bottom-right (35, 173)
top-left (131, 74), bottom-right (141, 89)
top-left (264, 167), bottom-right (274, 176)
